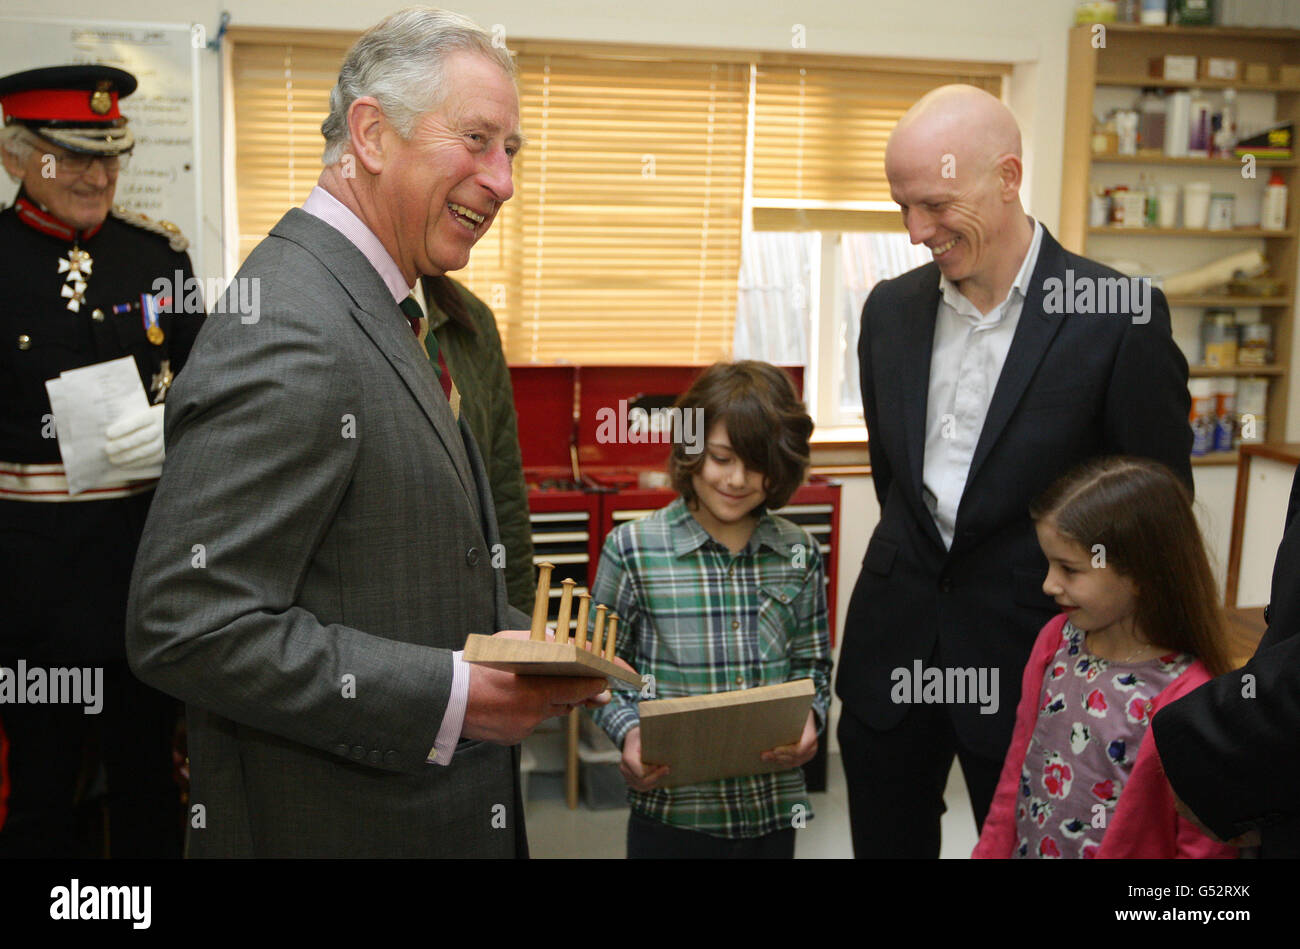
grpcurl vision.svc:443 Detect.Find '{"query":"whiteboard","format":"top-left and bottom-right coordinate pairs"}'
top-left (0, 16), bottom-right (202, 269)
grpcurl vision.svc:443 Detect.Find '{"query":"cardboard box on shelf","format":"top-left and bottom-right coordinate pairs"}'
top-left (1152, 55), bottom-right (1198, 81)
top-left (1201, 57), bottom-right (1239, 81)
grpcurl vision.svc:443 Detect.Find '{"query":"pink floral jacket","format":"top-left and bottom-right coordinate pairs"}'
top-left (974, 613), bottom-right (1236, 859)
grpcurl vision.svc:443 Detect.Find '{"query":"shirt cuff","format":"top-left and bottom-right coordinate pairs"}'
top-left (428, 650), bottom-right (469, 765)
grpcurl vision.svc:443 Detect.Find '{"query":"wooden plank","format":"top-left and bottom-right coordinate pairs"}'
top-left (462, 634), bottom-right (643, 688)
top-left (638, 680), bottom-right (814, 788)
top-left (1226, 607), bottom-right (1268, 669)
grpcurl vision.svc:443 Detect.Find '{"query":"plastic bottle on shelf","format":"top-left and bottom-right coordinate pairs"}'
top-left (1188, 90), bottom-right (1212, 158)
top-left (1261, 171), bottom-right (1289, 231)
top-left (1189, 379), bottom-right (1216, 456)
top-left (1215, 378), bottom-right (1237, 453)
top-left (1140, 0), bottom-right (1167, 25)
top-left (1165, 91), bottom-right (1191, 159)
top-left (1237, 378), bottom-right (1268, 445)
top-left (1137, 171), bottom-right (1157, 227)
top-left (1138, 89), bottom-right (1166, 153)
top-left (1214, 89), bottom-right (1237, 159)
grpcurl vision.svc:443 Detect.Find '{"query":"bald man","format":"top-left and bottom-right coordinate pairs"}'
top-left (835, 85), bottom-right (1192, 858)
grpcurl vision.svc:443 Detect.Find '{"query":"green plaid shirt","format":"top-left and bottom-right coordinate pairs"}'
top-left (590, 496), bottom-right (831, 839)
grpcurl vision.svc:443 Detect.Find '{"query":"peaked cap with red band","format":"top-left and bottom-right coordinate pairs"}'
top-left (0, 64), bottom-right (137, 156)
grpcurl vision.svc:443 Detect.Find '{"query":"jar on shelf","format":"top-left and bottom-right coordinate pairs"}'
top-left (1201, 310), bottom-right (1238, 367)
top-left (1238, 322), bottom-right (1273, 366)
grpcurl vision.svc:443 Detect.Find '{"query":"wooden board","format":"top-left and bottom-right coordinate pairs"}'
top-left (462, 634), bottom-right (643, 688)
top-left (638, 679), bottom-right (814, 788)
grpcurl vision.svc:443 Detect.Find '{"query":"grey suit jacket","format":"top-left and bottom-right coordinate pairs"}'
top-left (126, 209), bottom-right (530, 857)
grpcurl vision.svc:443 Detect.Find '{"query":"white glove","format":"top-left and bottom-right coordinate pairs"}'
top-left (105, 403), bottom-right (166, 469)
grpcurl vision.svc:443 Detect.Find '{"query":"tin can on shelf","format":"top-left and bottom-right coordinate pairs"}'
top-left (1238, 322), bottom-right (1273, 367)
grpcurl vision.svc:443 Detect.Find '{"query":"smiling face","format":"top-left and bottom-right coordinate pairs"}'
top-left (1036, 517), bottom-right (1140, 640)
top-left (883, 86), bottom-right (1029, 308)
top-left (378, 51), bottom-right (521, 279)
top-left (885, 134), bottom-right (1005, 289)
top-left (689, 422), bottom-right (767, 538)
top-left (3, 137), bottom-right (117, 231)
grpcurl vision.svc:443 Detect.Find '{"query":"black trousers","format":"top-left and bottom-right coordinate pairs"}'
top-left (837, 703), bottom-right (1003, 859)
top-left (0, 661), bottom-right (183, 859)
top-left (627, 811), bottom-right (796, 859)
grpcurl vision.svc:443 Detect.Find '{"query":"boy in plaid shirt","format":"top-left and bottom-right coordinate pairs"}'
top-left (590, 361), bottom-right (831, 858)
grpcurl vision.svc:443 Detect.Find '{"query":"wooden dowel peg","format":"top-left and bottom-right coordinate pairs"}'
top-left (605, 613), bottom-right (619, 662)
top-left (555, 578), bottom-right (576, 645)
top-left (531, 561), bottom-right (554, 641)
top-left (573, 594), bottom-right (591, 651)
top-left (592, 604), bottom-right (608, 655)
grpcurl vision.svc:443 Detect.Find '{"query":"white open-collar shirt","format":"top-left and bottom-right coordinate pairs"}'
top-left (922, 218), bottom-right (1043, 549)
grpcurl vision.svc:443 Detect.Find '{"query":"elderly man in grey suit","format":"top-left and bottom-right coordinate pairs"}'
top-left (125, 8), bottom-right (611, 857)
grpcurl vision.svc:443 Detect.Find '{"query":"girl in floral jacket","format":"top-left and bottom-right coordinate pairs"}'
top-left (974, 457), bottom-right (1235, 859)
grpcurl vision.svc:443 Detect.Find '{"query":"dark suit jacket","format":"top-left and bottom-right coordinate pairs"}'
top-left (1154, 466), bottom-right (1300, 856)
top-left (126, 210), bottom-right (528, 857)
top-left (837, 226), bottom-right (1192, 760)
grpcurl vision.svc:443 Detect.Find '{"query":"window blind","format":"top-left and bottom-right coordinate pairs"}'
top-left (752, 59), bottom-right (1006, 205)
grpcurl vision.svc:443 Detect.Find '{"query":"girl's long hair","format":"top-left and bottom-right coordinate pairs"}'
top-left (1030, 456), bottom-right (1231, 676)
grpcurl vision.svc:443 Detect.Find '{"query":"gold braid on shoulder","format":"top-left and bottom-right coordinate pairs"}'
top-left (110, 204), bottom-right (189, 252)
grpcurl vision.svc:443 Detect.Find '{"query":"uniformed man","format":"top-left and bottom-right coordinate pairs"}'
top-left (0, 65), bottom-right (203, 857)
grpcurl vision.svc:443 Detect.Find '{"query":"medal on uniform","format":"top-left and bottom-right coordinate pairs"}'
top-left (150, 359), bottom-right (173, 404)
top-left (140, 292), bottom-right (164, 345)
top-left (58, 246), bottom-right (93, 312)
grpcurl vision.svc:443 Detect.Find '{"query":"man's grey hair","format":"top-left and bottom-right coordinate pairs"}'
top-left (320, 6), bottom-right (515, 166)
top-left (0, 125), bottom-right (40, 183)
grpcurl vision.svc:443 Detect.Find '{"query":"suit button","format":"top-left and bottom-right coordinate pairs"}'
top-left (17, 334), bottom-right (31, 350)
top-left (940, 577), bottom-right (952, 593)
top-left (384, 751), bottom-right (398, 766)
top-left (466, 547), bottom-right (480, 566)
top-left (368, 750), bottom-right (381, 764)
top-left (335, 744), bottom-right (349, 757)
top-left (351, 745), bottom-right (366, 760)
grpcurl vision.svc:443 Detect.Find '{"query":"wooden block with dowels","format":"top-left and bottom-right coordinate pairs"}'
top-left (463, 562), bottom-right (641, 688)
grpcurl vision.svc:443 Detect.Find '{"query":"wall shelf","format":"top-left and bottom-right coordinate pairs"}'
top-left (1063, 23), bottom-right (1299, 451)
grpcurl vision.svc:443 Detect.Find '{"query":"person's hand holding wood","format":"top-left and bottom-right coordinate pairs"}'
top-left (462, 629), bottom-right (615, 744)
top-left (619, 725), bottom-right (670, 791)
top-left (759, 710), bottom-right (818, 770)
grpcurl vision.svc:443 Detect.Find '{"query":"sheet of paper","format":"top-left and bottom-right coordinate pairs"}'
top-left (45, 356), bottom-right (161, 494)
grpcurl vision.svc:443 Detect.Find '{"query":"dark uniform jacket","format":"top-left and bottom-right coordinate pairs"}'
top-left (0, 191), bottom-right (203, 663)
